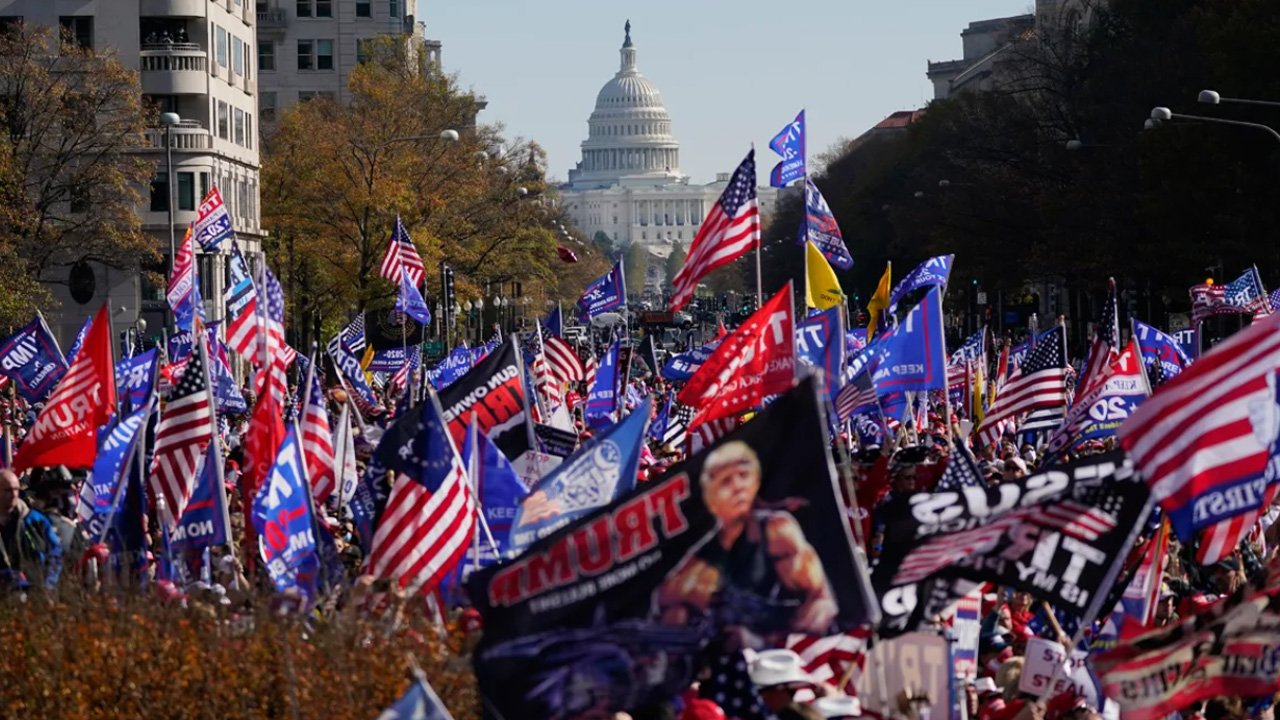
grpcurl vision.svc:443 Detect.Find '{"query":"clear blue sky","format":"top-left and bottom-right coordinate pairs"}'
top-left (422, 0), bottom-right (1033, 183)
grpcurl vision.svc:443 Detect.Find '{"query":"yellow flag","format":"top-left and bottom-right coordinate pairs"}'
top-left (972, 359), bottom-right (986, 425)
top-left (359, 344), bottom-right (375, 373)
top-left (866, 261), bottom-right (892, 337)
top-left (805, 242), bottom-right (844, 310)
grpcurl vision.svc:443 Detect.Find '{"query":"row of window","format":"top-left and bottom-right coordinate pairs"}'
top-left (292, 0), bottom-right (400, 18)
top-left (150, 170), bottom-right (259, 228)
top-left (214, 99), bottom-right (255, 149)
top-left (213, 22), bottom-right (253, 81)
top-left (4, 16), bottom-right (96, 50)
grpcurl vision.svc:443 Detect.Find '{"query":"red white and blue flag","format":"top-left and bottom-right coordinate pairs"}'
top-left (1119, 311), bottom-right (1280, 564)
top-left (192, 186), bottom-right (234, 251)
top-left (669, 150), bottom-right (760, 312)
top-left (378, 216), bottom-right (425, 289)
top-left (1076, 277), bottom-right (1119, 394)
top-left (224, 240), bottom-right (259, 360)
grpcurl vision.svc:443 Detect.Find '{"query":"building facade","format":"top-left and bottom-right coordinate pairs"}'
top-left (253, 0), bottom-right (440, 124)
top-left (560, 23), bottom-right (777, 269)
top-left (0, 0), bottom-right (265, 345)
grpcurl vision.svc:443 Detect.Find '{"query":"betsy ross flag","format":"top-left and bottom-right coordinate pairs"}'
top-left (379, 216), bottom-right (425, 289)
top-left (366, 391), bottom-right (476, 595)
top-left (1119, 310), bottom-right (1280, 564)
top-left (977, 325), bottom-right (1068, 447)
top-left (669, 150), bottom-right (760, 312)
top-left (300, 368), bottom-right (336, 504)
top-left (150, 336), bottom-right (213, 521)
top-left (1077, 277), bottom-right (1119, 394)
top-left (13, 304), bottom-right (117, 475)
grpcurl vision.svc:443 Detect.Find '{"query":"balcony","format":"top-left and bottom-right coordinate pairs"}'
top-left (257, 8), bottom-right (287, 37)
top-left (142, 120), bottom-right (213, 152)
top-left (140, 43), bottom-right (208, 95)
top-left (139, 0), bottom-right (208, 17)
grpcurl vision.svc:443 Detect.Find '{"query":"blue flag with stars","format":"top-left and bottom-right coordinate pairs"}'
top-left (769, 109), bottom-right (805, 187)
top-left (800, 179), bottom-right (853, 270)
top-left (395, 269), bottom-right (433, 326)
top-left (872, 287), bottom-right (948, 395)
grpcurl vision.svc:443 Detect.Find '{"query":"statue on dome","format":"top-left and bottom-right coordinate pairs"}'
top-left (625, 20), bottom-right (631, 44)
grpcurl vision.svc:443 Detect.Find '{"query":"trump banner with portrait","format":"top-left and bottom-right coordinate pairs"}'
top-left (466, 377), bottom-right (878, 720)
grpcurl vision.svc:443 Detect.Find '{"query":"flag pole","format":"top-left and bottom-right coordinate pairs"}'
top-left (197, 328), bottom-right (235, 559)
top-left (937, 288), bottom-right (955, 449)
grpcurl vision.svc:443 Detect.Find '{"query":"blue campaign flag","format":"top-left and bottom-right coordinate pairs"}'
top-left (801, 179), bottom-right (853, 269)
top-left (544, 305), bottom-right (563, 338)
top-left (795, 306), bottom-right (847, 401)
top-left (0, 314), bottom-right (68, 403)
top-left (210, 341), bottom-right (247, 415)
top-left (1133, 320), bottom-right (1192, 382)
top-left (576, 261), bottom-right (626, 322)
top-left (889, 254), bottom-right (954, 312)
top-left (251, 427), bottom-right (319, 597)
top-left (428, 345), bottom-right (483, 390)
top-left (769, 109), bottom-right (806, 188)
top-left (660, 337), bottom-right (723, 381)
top-left (395, 270), bottom-right (433, 326)
top-left (89, 407), bottom-right (150, 516)
top-left (872, 287), bottom-right (947, 395)
top-left (368, 346), bottom-right (410, 373)
top-left (66, 315), bottom-right (92, 364)
top-left (507, 397), bottom-right (651, 555)
top-left (377, 674), bottom-right (454, 720)
top-left (585, 340), bottom-right (621, 429)
top-left (172, 442), bottom-right (229, 552)
top-left (1172, 327), bottom-right (1198, 360)
top-left (461, 420), bottom-right (527, 568)
top-left (114, 350), bottom-right (157, 416)
top-left (649, 393), bottom-right (673, 443)
top-left (168, 330), bottom-right (194, 362)
top-left (326, 328), bottom-right (382, 414)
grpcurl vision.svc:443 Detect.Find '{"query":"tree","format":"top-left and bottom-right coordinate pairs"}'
top-left (664, 242), bottom-right (686, 289)
top-left (623, 242), bottom-right (648, 299)
top-left (0, 24), bottom-right (156, 326)
top-left (262, 38), bottom-right (564, 340)
top-left (591, 231), bottom-right (614, 259)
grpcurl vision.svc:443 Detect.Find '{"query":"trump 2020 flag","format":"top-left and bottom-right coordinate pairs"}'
top-left (507, 397), bottom-right (650, 556)
top-left (801, 179), bottom-right (853, 270)
top-left (192, 187), bottom-right (234, 251)
top-left (889, 255), bottom-right (954, 312)
top-left (576, 261), bottom-right (626, 322)
top-left (88, 406), bottom-right (149, 516)
top-left (172, 442), bottom-right (230, 552)
top-left (585, 340), bottom-right (621, 429)
top-left (395, 270), bottom-right (433, 326)
top-left (0, 313), bottom-right (68, 403)
top-left (769, 109), bottom-right (805, 188)
top-left (115, 349), bottom-right (158, 414)
top-left (1133, 319), bottom-right (1192, 383)
top-left (251, 426), bottom-right (318, 596)
top-left (167, 227), bottom-right (199, 332)
top-left (795, 306), bottom-right (846, 402)
top-left (872, 286), bottom-right (947, 395)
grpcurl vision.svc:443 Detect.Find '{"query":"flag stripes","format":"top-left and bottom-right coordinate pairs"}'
top-left (669, 151), bottom-right (760, 312)
top-left (150, 343), bottom-right (212, 521)
top-left (301, 370), bottom-right (336, 504)
top-left (379, 216), bottom-right (425, 288)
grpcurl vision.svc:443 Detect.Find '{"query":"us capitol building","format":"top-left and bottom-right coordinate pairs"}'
top-left (559, 22), bottom-right (778, 261)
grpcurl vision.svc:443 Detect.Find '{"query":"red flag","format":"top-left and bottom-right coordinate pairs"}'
top-left (240, 382), bottom-right (285, 570)
top-left (715, 318), bottom-right (728, 339)
top-left (678, 282), bottom-right (795, 426)
top-left (556, 246), bottom-right (579, 263)
top-left (13, 304), bottom-right (116, 474)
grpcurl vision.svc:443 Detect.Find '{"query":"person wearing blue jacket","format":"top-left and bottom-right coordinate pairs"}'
top-left (0, 469), bottom-right (62, 591)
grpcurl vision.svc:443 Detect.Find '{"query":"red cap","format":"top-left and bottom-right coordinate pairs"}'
top-left (681, 699), bottom-right (726, 720)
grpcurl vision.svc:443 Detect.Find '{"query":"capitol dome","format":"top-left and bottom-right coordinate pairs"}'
top-left (567, 21), bottom-right (685, 190)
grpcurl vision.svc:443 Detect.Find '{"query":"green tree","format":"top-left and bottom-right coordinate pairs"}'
top-left (664, 242), bottom-right (686, 289)
top-left (623, 242), bottom-right (648, 299)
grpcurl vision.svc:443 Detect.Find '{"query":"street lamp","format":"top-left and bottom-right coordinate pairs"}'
top-left (1198, 89), bottom-right (1280, 109)
top-left (160, 111), bottom-right (181, 274)
top-left (1149, 106), bottom-right (1280, 145)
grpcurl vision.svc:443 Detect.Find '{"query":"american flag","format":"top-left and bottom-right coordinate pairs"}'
top-left (978, 325), bottom-right (1068, 447)
top-left (892, 500), bottom-right (1119, 586)
top-left (1021, 406), bottom-right (1065, 434)
top-left (255, 266), bottom-right (292, 408)
top-left (1270, 288), bottom-right (1280, 313)
top-left (224, 241), bottom-right (259, 359)
top-left (1119, 311), bottom-right (1280, 564)
top-left (366, 395), bottom-right (476, 595)
top-left (1077, 278), bottom-right (1119, 394)
top-left (1223, 267), bottom-right (1271, 316)
top-left (150, 340), bottom-right (213, 522)
top-left (689, 415), bottom-right (739, 454)
top-left (300, 369), bottom-right (336, 504)
top-left (166, 226), bottom-right (195, 321)
top-left (544, 335), bottom-right (585, 385)
top-left (835, 366), bottom-right (876, 422)
top-left (662, 402), bottom-right (694, 450)
top-left (584, 353), bottom-right (598, 391)
top-left (378, 215), bottom-right (425, 289)
top-left (787, 628), bottom-right (872, 696)
top-left (935, 444), bottom-right (984, 491)
top-left (951, 327), bottom-right (986, 364)
top-left (668, 150), bottom-right (760, 312)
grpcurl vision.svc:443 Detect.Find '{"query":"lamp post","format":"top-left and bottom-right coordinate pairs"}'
top-left (160, 112), bottom-right (181, 274)
top-left (1149, 106), bottom-right (1280, 145)
top-left (1198, 89), bottom-right (1280, 110)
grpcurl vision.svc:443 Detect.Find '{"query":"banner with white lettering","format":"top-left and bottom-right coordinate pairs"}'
top-left (1018, 638), bottom-right (1106, 709)
top-left (0, 314), bottom-right (67, 403)
top-left (438, 338), bottom-right (533, 462)
top-left (172, 443), bottom-right (229, 552)
top-left (466, 378), bottom-right (878, 720)
top-left (850, 633), bottom-right (954, 720)
top-left (872, 452), bottom-right (1150, 636)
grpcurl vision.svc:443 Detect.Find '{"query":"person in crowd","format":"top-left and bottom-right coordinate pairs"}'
top-left (0, 468), bottom-right (63, 591)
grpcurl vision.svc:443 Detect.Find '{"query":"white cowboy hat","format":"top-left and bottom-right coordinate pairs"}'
top-left (747, 649), bottom-right (815, 689)
top-left (812, 695), bottom-right (862, 718)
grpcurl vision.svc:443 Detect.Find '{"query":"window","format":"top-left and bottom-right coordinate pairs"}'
top-left (217, 101), bottom-right (229, 139)
top-left (232, 37), bottom-right (244, 75)
top-left (177, 172), bottom-right (195, 211)
top-left (258, 41), bottom-right (275, 71)
top-left (199, 172), bottom-right (210, 201)
top-left (260, 91), bottom-right (276, 121)
top-left (216, 26), bottom-right (227, 67)
top-left (356, 1), bottom-right (371, 17)
top-left (234, 108), bottom-right (245, 146)
top-left (356, 37), bottom-right (372, 64)
top-left (243, 41), bottom-right (252, 79)
top-left (58, 16), bottom-right (92, 50)
top-left (315, 0), bottom-right (332, 16)
top-left (246, 115), bottom-right (253, 149)
top-left (297, 39), bottom-right (313, 70)
top-left (389, 0), bottom-right (399, 17)
top-left (298, 90), bottom-right (335, 102)
top-left (0, 17), bottom-right (23, 37)
top-left (316, 39), bottom-right (333, 70)
top-left (150, 173), bottom-right (169, 212)
top-left (296, 0), bottom-right (311, 17)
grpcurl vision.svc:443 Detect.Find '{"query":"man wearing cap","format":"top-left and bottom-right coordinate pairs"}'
top-left (0, 469), bottom-right (63, 591)
top-left (747, 649), bottom-right (819, 715)
top-left (657, 441), bottom-right (838, 638)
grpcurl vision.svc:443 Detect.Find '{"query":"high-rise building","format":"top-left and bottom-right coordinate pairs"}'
top-left (0, 0), bottom-right (265, 345)
top-left (559, 22), bottom-right (778, 294)
top-left (253, 0), bottom-right (441, 125)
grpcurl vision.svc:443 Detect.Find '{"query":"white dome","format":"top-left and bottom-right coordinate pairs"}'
top-left (567, 22), bottom-right (685, 190)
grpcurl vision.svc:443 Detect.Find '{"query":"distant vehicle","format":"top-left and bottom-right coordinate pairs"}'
top-left (589, 312), bottom-right (626, 329)
top-left (563, 325), bottom-right (588, 342)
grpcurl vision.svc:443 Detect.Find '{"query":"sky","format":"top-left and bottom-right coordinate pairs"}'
top-left (422, 0), bottom-right (1034, 183)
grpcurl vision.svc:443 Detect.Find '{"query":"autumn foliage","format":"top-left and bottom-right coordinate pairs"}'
top-left (0, 590), bottom-right (480, 719)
